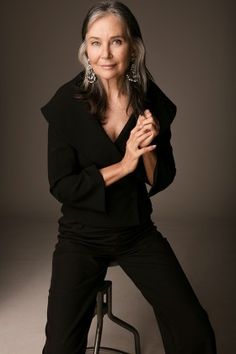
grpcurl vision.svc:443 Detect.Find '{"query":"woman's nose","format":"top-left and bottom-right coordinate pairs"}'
top-left (101, 44), bottom-right (112, 58)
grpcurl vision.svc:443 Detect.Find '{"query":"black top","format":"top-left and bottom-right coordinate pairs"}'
top-left (41, 72), bottom-right (177, 228)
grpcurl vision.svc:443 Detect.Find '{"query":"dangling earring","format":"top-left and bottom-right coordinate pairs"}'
top-left (86, 59), bottom-right (97, 84)
top-left (126, 59), bottom-right (138, 83)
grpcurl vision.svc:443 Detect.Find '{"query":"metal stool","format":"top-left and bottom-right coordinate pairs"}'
top-left (86, 276), bottom-right (141, 354)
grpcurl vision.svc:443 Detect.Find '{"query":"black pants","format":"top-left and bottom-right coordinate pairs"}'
top-left (42, 220), bottom-right (217, 354)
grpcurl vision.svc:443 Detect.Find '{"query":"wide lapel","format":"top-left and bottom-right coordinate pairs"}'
top-left (146, 80), bottom-right (177, 135)
top-left (41, 72), bottom-right (176, 168)
top-left (65, 99), bottom-right (123, 167)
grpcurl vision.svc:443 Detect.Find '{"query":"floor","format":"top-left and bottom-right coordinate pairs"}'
top-left (0, 217), bottom-right (235, 354)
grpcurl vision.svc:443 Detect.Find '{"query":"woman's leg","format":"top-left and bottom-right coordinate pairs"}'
top-left (42, 237), bottom-right (108, 354)
top-left (117, 223), bottom-right (217, 354)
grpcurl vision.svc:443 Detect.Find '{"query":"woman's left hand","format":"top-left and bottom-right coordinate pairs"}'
top-left (136, 109), bottom-right (160, 148)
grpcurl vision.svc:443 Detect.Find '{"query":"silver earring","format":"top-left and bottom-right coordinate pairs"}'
top-left (86, 60), bottom-right (97, 84)
top-left (126, 61), bottom-right (138, 83)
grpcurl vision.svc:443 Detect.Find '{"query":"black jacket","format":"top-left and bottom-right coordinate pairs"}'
top-left (40, 72), bottom-right (177, 227)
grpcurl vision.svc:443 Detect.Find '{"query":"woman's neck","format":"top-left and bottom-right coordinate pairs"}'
top-left (100, 76), bottom-right (125, 101)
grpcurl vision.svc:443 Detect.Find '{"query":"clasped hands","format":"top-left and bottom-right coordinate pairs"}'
top-left (122, 109), bottom-right (160, 174)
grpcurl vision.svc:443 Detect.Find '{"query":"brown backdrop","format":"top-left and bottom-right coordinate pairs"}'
top-left (0, 0), bottom-right (235, 221)
top-left (0, 1), bottom-right (235, 353)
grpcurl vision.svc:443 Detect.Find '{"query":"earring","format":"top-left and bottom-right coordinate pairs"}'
top-left (86, 60), bottom-right (97, 84)
top-left (126, 60), bottom-right (138, 83)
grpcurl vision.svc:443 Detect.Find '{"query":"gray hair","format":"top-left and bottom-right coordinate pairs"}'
top-left (78, 1), bottom-right (148, 92)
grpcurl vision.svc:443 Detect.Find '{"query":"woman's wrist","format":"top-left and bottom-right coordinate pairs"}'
top-left (99, 160), bottom-right (129, 187)
top-left (119, 158), bottom-right (133, 176)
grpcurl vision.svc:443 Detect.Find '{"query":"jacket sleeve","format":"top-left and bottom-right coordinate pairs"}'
top-left (133, 79), bottom-right (177, 196)
top-left (147, 127), bottom-right (176, 197)
top-left (47, 122), bottom-right (106, 212)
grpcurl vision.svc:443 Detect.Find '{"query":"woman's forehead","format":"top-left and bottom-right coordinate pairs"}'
top-left (86, 13), bottom-right (128, 38)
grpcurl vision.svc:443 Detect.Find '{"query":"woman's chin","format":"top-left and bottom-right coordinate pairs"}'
top-left (96, 71), bottom-right (124, 82)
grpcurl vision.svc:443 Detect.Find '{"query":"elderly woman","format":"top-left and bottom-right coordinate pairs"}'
top-left (41, 1), bottom-right (217, 353)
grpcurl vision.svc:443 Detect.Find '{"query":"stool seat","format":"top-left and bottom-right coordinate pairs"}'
top-left (86, 277), bottom-right (141, 354)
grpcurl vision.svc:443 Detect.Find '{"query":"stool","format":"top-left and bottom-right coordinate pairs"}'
top-left (86, 277), bottom-right (141, 354)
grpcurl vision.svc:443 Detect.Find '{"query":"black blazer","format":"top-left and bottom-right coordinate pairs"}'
top-left (41, 72), bottom-right (177, 227)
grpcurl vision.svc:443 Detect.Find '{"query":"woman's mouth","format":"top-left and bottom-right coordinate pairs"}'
top-left (100, 64), bottom-right (116, 69)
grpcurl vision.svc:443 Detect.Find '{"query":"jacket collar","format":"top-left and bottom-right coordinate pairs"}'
top-left (41, 72), bottom-right (176, 165)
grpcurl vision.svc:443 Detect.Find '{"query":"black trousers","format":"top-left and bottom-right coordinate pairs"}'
top-left (42, 220), bottom-right (217, 354)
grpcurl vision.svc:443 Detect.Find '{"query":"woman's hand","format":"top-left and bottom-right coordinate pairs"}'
top-left (136, 109), bottom-right (160, 148)
top-left (121, 110), bottom-right (159, 174)
top-left (100, 110), bottom-right (159, 184)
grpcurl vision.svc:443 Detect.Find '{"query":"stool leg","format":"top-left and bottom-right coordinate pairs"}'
top-left (107, 285), bottom-right (141, 354)
top-left (93, 292), bottom-right (104, 354)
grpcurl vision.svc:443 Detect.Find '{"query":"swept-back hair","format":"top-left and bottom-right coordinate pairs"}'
top-left (76, 1), bottom-right (153, 122)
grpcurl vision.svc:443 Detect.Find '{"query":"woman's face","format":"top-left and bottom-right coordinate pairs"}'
top-left (86, 14), bottom-right (132, 83)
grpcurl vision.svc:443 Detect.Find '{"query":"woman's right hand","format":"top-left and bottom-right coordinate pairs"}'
top-left (99, 120), bottom-right (157, 186)
top-left (121, 123), bottom-right (157, 174)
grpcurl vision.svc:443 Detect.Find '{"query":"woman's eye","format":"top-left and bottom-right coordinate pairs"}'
top-left (113, 39), bottom-right (122, 45)
top-left (91, 41), bottom-right (100, 46)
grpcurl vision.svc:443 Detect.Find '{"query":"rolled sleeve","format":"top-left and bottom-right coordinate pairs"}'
top-left (148, 128), bottom-right (176, 197)
top-left (47, 123), bottom-right (106, 213)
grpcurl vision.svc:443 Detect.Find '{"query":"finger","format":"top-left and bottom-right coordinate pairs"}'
top-left (139, 134), bottom-right (155, 146)
top-left (134, 115), bottom-right (147, 127)
top-left (132, 117), bottom-right (158, 136)
top-left (128, 128), bottom-right (151, 142)
top-left (142, 112), bottom-right (160, 128)
top-left (141, 122), bottom-right (153, 131)
top-left (137, 114), bottom-right (145, 121)
top-left (138, 117), bottom-right (155, 129)
top-left (136, 115), bottom-right (146, 128)
top-left (144, 109), bottom-right (152, 118)
top-left (141, 120), bottom-right (160, 134)
top-left (138, 144), bottom-right (157, 155)
top-left (129, 130), bottom-right (153, 148)
top-left (143, 117), bottom-right (159, 126)
top-left (136, 131), bottom-right (154, 145)
top-left (137, 124), bottom-right (158, 138)
top-left (135, 121), bottom-right (153, 135)
top-left (130, 124), bottom-right (142, 136)
top-left (133, 127), bottom-right (152, 139)
top-left (136, 129), bottom-right (153, 138)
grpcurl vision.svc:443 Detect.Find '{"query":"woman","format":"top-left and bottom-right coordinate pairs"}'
top-left (41, 1), bottom-right (217, 353)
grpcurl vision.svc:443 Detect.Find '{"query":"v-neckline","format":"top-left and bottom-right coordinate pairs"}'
top-left (100, 113), bottom-right (135, 145)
